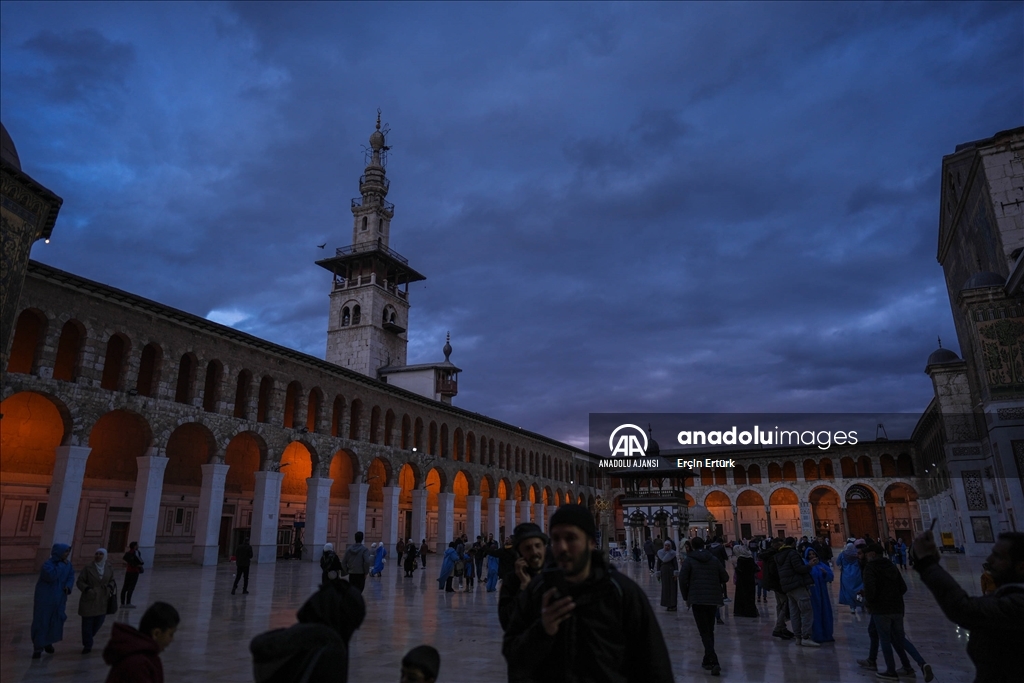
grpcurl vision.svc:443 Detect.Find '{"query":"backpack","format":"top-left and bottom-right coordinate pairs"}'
top-left (454, 559), bottom-right (465, 577)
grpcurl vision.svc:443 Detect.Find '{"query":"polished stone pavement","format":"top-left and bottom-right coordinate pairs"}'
top-left (1, 551), bottom-right (984, 682)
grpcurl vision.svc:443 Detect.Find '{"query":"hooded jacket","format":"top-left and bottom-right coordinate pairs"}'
top-left (758, 547), bottom-right (783, 592)
top-left (775, 545), bottom-right (813, 594)
top-left (250, 581), bottom-right (366, 683)
top-left (503, 551), bottom-right (673, 683)
top-left (32, 543), bottom-right (75, 649)
top-left (678, 550), bottom-right (728, 606)
top-left (103, 622), bottom-right (163, 683)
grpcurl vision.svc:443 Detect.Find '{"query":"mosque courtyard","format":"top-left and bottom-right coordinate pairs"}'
top-left (0, 550), bottom-right (983, 683)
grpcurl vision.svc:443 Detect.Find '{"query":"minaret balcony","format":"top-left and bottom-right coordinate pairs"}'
top-left (350, 196), bottom-right (395, 214)
top-left (335, 242), bottom-right (409, 265)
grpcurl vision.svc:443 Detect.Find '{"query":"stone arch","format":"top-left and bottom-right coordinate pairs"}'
top-left (53, 319), bottom-right (86, 382)
top-left (6, 308), bottom-right (48, 374)
top-left (733, 465), bottom-right (747, 485)
top-left (369, 405), bottom-right (381, 444)
top-left (736, 489), bottom-right (764, 507)
top-left (884, 482), bottom-right (920, 542)
top-left (280, 441), bottom-right (317, 496)
top-left (781, 461), bottom-right (797, 481)
top-left (330, 394), bottom-right (346, 437)
top-left (174, 352), bottom-right (199, 405)
top-left (384, 409), bottom-right (396, 446)
top-left (845, 483), bottom-right (879, 538)
top-left (840, 456), bottom-right (856, 478)
top-left (498, 477), bottom-right (512, 501)
top-left (366, 456), bottom-right (391, 503)
top-left (453, 471), bottom-right (471, 509)
top-left (529, 483), bottom-right (541, 504)
top-left (0, 391), bottom-right (72, 475)
top-left (767, 463), bottom-right (782, 482)
top-left (746, 464), bottom-right (762, 484)
top-left (428, 421), bottom-right (438, 456)
top-left (453, 427), bottom-right (464, 462)
top-left (100, 332), bottom-right (131, 391)
top-left (440, 423), bottom-right (449, 459)
top-left (856, 456), bottom-right (873, 477)
top-left (257, 375), bottom-right (274, 423)
top-left (543, 486), bottom-right (553, 506)
top-left (498, 442), bottom-right (505, 469)
top-left (488, 438), bottom-right (495, 467)
top-left (514, 480), bottom-right (527, 502)
top-left (880, 453), bottom-right (897, 477)
top-left (818, 457), bottom-right (835, 480)
top-left (398, 462), bottom-right (419, 506)
top-left (704, 490), bottom-right (732, 507)
top-left (769, 487), bottom-right (799, 505)
top-left (85, 409), bottom-right (153, 481)
top-left (809, 484), bottom-right (842, 541)
top-left (896, 453), bottom-right (914, 477)
top-left (401, 414), bottom-right (412, 449)
top-left (414, 417), bottom-right (424, 451)
top-left (349, 398), bottom-right (363, 440)
top-left (283, 381), bottom-right (302, 428)
top-left (465, 430), bottom-right (475, 464)
top-left (803, 458), bottom-right (819, 481)
top-left (425, 467), bottom-right (447, 509)
top-left (555, 488), bottom-right (564, 506)
top-left (480, 474), bottom-right (495, 499)
top-left (224, 431), bottom-right (266, 493)
top-left (329, 449), bottom-right (359, 500)
top-left (164, 422), bottom-right (217, 488)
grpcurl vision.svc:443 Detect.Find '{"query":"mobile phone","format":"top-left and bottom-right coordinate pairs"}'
top-left (542, 567), bottom-right (569, 599)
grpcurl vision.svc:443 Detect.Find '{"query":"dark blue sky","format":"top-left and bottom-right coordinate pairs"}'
top-left (2, 2), bottom-right (1020, 447)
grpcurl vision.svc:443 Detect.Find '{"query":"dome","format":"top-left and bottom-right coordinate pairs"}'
top-left (647, 438), bottom-right (660, 457)
top-left (926, 347), bottom-right (960, 368)
top-left (1, 122), bottom-right (21, 170)
top-left (687, 505), bottom-right (711, 523)
top-left (369, 129), bottom-right (385, 151)
top-left (961, 271), bottom-right (1005, 291)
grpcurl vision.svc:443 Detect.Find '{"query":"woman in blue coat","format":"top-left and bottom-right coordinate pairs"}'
top-left (804, 547), bottom-right (834, 643)
top-left (31, 543), bottom-right (75, 658)
top-left (370, 542), bottom-right (387, 577)
top-left (436, 543), bottom-right (459, 591)
top-left (835, 540), bottom-right (864, 613)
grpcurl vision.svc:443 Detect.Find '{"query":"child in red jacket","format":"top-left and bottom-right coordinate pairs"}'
top-left (103, 602), bottom-right (179, 683)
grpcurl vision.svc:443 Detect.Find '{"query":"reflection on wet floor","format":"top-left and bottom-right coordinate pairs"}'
top-left (0, 551), bottom-right (984, 682)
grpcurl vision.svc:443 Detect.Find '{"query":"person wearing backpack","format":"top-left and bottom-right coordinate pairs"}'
top-left (250, 580), bottom-right (366, 683)
top-left (341, 532), bottom-right (372, 594)
top-left (319, 543), bottom-right (342, 586)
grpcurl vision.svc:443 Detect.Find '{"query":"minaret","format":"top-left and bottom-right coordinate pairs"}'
top-left (317, 113), bottom-right (426, 377)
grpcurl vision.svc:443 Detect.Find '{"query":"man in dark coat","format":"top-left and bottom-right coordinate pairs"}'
top-left (861, 543), bottom-right (932, 680)
top-left (498, 523), bottom-right (548, 631)
top-left (679, 537), bottom-right (729, 676)
top-left (775, 537), bottom-right (818, 647)
top-left (910, 531), bottom-right (1024, 682)
top-left (644, 538), bottom-right (656, 573)
top-left (250, 580), bottom-right (366, 683)
top-left (759, 538), bottom-right (793, 640)
top-left (503, 504), bottom-right (673, 683)
top-left (341, 531), bottom-right (372, 594)
top-left (232, 537), bottom-right (253, 594)
top-left (103, 601), bottom-right (179, 683)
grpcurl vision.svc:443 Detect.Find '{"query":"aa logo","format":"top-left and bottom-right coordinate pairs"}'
top-left (609, 424), bottom-right (648, 457)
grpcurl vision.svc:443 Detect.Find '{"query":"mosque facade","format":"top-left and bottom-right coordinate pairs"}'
top-left (0, 120), bottom-right (601, 574)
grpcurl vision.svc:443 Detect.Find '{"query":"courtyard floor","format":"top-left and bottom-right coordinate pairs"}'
top-left (1, 550), bottom-right (983, 682)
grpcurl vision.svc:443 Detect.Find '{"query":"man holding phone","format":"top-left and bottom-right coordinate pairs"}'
top-left (502, 504), bottom-right (673, 683)
top-left (498, 523), bottom-right (548, 631)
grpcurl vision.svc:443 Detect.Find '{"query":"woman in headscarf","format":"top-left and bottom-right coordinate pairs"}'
top-left (403, 539), bottom-right (418, 577)
top-left (77, 547), bottom-right (115, 654)
top-left (655, 541), bottom-right (678, 611)
top-left (731, 545), bottom-right (759, 617)
top-left (370, 542), bottom-right (386, 578)
top-left (836, 539), bottom-right (864, 613)
top-left (437, 542), bottom-right (459, 592)
top-left (320, 543), bottom-right (342, 586)
top-left (31, 543), bottom-right (75, 658)
top-left (804, 547), bottom-right (834, 643)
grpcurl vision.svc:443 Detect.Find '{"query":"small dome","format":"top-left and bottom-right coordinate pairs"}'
top-left (687, 505), bottom-right (711, 522)
top-left (369, 129), bottom-right (385, 151)
top-left (961, 271), bottom-right (1005, 291)
top-left (1, 122), bottom-right (21, 170)
top-left (926, 347), bottom-right (960, 367)
top-left (647, 439), bottom-right (660, 457)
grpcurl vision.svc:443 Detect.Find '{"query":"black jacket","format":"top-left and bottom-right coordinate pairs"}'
top-left (503, 552), bottom-right (673, 683)
top-left (250, 623), bottom-right (348, 683)
top-left (236, 543), bottom-right (254, 568)
top-left (915, 556), bottom-right (1024, 683)
top-left (486, 546), bottom-right (517, 580)
top-left (759, 548), bottom-right (782, 592)
top-left (862, 557), bottom-right (905, 614)
top-left (499, 568), bottom-right (535, 632)
top-left (678, 550), bottom-right (728, 606)
top-left (775, 546), bottom-right (812, 593)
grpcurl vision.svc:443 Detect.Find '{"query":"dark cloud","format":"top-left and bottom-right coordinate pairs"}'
top-left (1, 2), bottom-right (1019, 445)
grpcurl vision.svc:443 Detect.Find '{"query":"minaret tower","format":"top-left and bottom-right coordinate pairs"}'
top-left (317, 113), bottom-right (425, 376)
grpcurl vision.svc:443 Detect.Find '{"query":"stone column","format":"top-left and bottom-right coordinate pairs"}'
top-left (129, 453), bottom-right (169, 567)
top-left (347, 482), bottom-right (369, 543)
top-left (411, 489), bottom-right (428, 546)
top-left (36, 446), bottom-right (91, 566)
top-left (732, 505), bottom-right (742, 541)
top-left (841, 506), bottom-right (850, 539)
top-left (765, 505), bottom-right (773, 538)
top-left (436, 492), bottom-right (455, 554)
top-left (303, 477), bottom-right (333, 561)
top-left (533, 503), bottom-right (546, 532)
top-left (878, 502), bottom-right (889, 540)
top-left (381, 486), bottom-right (401, 552)
top-left (251, 470), bottom-right (283, 564)
top-left (518, 500), bottom-right (532, 525)
top-left (487, 497), bottom-right (501, 541)
top-left (504, 500), bottom-right (517, 538)
top-left (466, 495), bottom-right (482, 540)
top-left (192, 463), bottom-right (230, 565)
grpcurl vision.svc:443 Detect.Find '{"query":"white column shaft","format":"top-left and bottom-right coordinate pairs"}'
top-left (37, 446), bottom-right (91, 565)
top-left (533, 503), bottom-right (546, 533)
top-left (436, 492), bottom-right (455, 555)
top-left (128, 454), bottom-right (169, 567)
top-left (251, 471), bottom-right (284, 563)
top-left (466, 495), bottom-right (482, 539)
top-left (303, 477), bottom-right (333, 561)
top-left (411, 489), bottom-right (428, 547)
top-left (347, 483), bottom-right (369, 542)
top-left (487, 497), bottom-right (501, 541)
top-left (381, 486), bottom-right (401, 551)
top-left (192, 463), bottom-right (230, 565)
top-left (518, 500), bottom-right (532, 525)
top-left (504, 500), bottom-right (517, 536)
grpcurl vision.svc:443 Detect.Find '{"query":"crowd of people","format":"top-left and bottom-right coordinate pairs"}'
top-left (27, 508), bottom-right (1024, 682)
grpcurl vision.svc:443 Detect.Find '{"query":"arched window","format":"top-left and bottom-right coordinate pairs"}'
top-left (7, 309), bottom-right (47, 374)
top-left (283, 381), bottom-right (302, 428)
top-left (361, 216), bottom-right (368, 231)
top-left (202, 360), bottom-right (222, 412)
top-left (378, 218), bottom-right (385, 233)
top-left (53, 320), bottom-right (84, 382)
top-left (349, 399), bottom-right (362, 440)
top-left (342, 307), bottom-right (350, 327)
top-left (234, 370), bottom-right (252, 419)
top-left (257, 376), bottom-right (274, 423)
top-left (136, 343), bottom-right (162, 397)
top-left (175, 353), bottom-right (197, 404)
top-left (100, 334), bottom-right (129, 391)
top-left (352, 305), bottom-right (361, 325)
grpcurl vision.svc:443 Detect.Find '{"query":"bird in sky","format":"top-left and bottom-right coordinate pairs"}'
top-left (317, 243), bottom-right (326, 249)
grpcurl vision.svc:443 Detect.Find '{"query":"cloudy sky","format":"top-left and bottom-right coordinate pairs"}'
top-left (2, 2), bottom-right (1020, 446)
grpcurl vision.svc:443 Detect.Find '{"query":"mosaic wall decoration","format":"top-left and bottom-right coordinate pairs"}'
top-left (962, 470), bottom-right (987, 511)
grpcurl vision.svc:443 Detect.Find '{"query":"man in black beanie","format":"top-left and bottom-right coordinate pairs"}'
top-left (502, 503), bottom-right (673, 683)
top-left (400, 645), bottom-right (440, 683)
